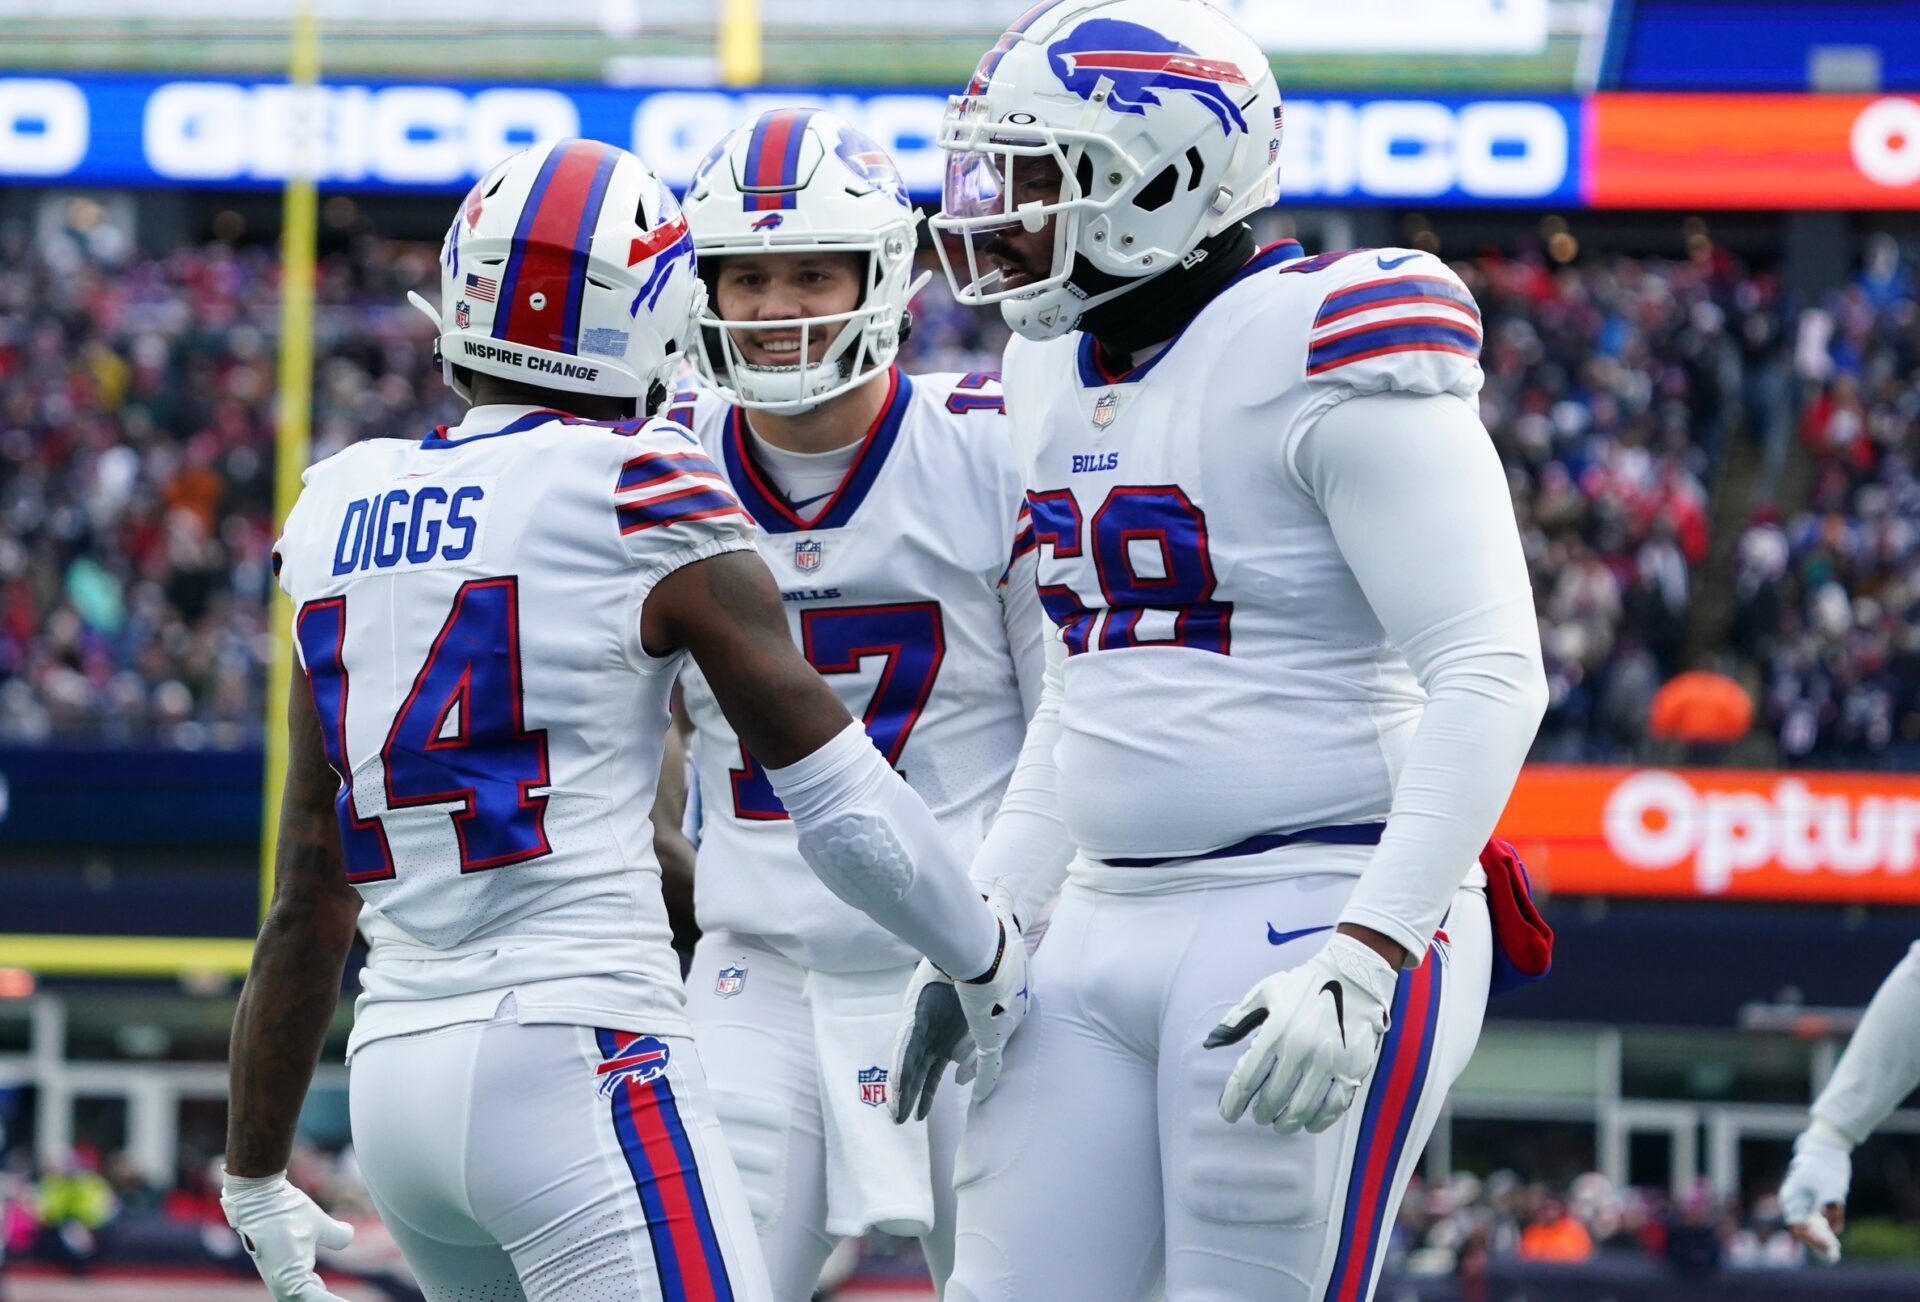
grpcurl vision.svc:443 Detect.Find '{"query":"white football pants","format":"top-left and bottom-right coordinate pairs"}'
top-left (349, 1009), bottom-right (772, 1302)
top-left (684, 933), bottom-right (967, 1301)
top-left (947, 871), bottom-right (1490, 1302)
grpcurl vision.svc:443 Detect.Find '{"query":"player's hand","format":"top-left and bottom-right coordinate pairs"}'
top-left (889, 963), bottom-right (972, 1123)
top-left (1781, 1120), bottom-right (1852, 1264)
top-left (1207, 932), bottom-right (1398, 1135)
top-left (220, 1170), bottom-right (356, 1302)
top-left (888, 885), bottom-right (1029, 1122)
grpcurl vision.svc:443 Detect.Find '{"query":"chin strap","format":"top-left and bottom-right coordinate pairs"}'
top-left (1075, 222), bottom-right (1257, 361)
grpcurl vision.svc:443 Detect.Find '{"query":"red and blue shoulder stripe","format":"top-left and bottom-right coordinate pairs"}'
top-left (616, 448), bottom-right (749, 537)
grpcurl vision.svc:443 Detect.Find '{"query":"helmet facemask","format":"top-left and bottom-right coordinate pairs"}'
top-left (693, 232), bottom-right (928, 413)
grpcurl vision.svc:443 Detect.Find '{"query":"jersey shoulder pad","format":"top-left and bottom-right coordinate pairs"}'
top-left (915, 369), bottom-right (1008, 420)
top-left (609, 416), bottom-right (754, 569)
top-left (1293, 248), bottom-right (1483, 400)
top-left (297, 435), bottom-right (395, 489)
top-left (655, 379), bottom-right (729, 439)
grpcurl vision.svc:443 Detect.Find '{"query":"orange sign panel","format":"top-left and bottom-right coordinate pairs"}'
top-left (1588, 94), bottom-right (1920, 209)
top-left (1497, 766), bottom-right (1920, 903)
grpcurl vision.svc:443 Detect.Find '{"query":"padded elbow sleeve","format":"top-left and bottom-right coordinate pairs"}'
top-left (768, 723), bottom-right (997, 979)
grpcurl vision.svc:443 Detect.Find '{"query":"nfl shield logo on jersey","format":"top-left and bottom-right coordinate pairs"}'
top-left (858, 1066), bottom-right (889, 1108)
top-left (794, 538), bottom-right (823, 571)
top-left (1093, 392), bottom-right (1119, 429)
top-left (715, 962), bottom-right (747, 998)
top-left (595, 1034), bottom-right (672, 1097)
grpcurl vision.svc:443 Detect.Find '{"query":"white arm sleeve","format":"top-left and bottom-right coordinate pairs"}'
top-left (970, 622), bottom-right (1075, 926)
top-left (1294, 391), bottom-right (1548, 963)
top-left (767, 721), bottom-right (1000, 979)
top-left (1000, 543), bottom-right (1050, 721)
top-left (1811, 941), bottom-right (1920, 1145)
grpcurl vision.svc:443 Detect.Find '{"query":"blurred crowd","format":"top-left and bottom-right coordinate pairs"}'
top-left (3, 212), bottom-right (1919, 766)
top-left (1391, 1169), bottom-right (1816, 1282)
top-left (14, 1143), bottom-right (1909, 1290)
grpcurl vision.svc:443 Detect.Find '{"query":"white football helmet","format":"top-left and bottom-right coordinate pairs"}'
top-left (407, 138), bottom-right (701, 405)
top-left (682, 108), bottom-right (929, 412)
top-left (933, 0), bottom-right (1282, 341)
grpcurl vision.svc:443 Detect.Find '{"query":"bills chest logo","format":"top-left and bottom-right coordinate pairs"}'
top-left (858, 1065), bottom-right (889, 1108)
top-left (715, 963), bottom-right (747, 998)
top-left (835, 125), bottom-right (910, 208)
top-left (794, 538), bottom-right (822, 571)
top-left (595, 1034), bottom-right (671, 1096)
top-left (1092, 391), bottom-right (1118, 428)
top-left (454, 299), bottom-right (471, 329)
top-left (1048, 18), bottom-right (1249, 135)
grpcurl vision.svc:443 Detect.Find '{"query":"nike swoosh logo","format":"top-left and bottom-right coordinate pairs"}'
top-left (1321, 980), bottom-right (1347, 1046)
top-left (1266, 923), bottom-right (1333, 947)
top-left (1376, 252), bottom-right (1418, 269)
top-left (789, 491), bottom-right (834, 509)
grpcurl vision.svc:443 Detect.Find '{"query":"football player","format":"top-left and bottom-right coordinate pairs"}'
top-left (1781, 941), bottom-right (1920, 1264)
top-left (222, 138), bottom-right (1026, 1302)
top-left (892, 1), bottom-right (1549, 1298)
top-left (662, 109), bottom-right (1057, 1299)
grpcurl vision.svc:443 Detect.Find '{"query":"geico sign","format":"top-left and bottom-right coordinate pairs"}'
top-left (0, 78), bottom-right (89, 176)
top-left (142, 83), bottom-right (580, 184)
top-left (1852, 97), bottom-right (1920, 189)
top-left (1604, 771), bottom-right (1920, 894)
top-left (1281, 99), bottom-right (1569, 200)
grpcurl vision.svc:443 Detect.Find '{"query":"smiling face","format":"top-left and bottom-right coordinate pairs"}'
top-left (709, 251), bottom-right (866, 368)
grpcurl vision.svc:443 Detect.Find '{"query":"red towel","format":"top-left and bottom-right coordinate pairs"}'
top-left (1479, 837), bottom-right (1553, 996)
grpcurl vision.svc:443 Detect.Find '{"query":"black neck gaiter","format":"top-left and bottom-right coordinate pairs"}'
top-left (1073, 222), bottom-right (1257, 362)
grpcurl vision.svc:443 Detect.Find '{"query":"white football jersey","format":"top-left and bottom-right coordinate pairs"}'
top-left (1002, 243), bottom-right (1485, 870)
top-left (673, 368), bottom-right (1045, 973)
top-left (274, 404), bottom-right (755, 1055)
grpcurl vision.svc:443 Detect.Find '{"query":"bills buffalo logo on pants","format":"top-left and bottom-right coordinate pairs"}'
top-left (858, 1066), bottom-right (889, 1108)
top-left (595, 1034), bottom-right (673, 1097)
top-left (1047, 18), bottom-right (1250, 134)
top-left (715, 963), bottom-right (747, 998)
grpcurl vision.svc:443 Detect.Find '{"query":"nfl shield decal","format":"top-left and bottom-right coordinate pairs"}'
top-left (454, 299), bottom-right (471, 329)
top-left (794, 538), bottom-right (823, 571)
top-left (1092, 391), bottom-right (1119, 429)
top-left (858, 1065), bottom-right (889, 1108)
top-left (594, 1034), bottom-right (672, 1097)
top-left (715, 962), bottom-right (747, 999)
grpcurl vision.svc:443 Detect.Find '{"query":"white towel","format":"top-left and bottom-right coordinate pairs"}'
top-left (805, 965), bottom-right (935, 1240)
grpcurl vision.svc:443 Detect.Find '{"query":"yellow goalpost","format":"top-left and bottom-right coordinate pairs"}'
top-left (258, 0), bottom-right (322, 931)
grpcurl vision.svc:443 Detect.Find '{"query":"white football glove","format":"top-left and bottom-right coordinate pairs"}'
top-left (220, 1170), bottom-right (355, 1302)
top-left (1207, 932), bottom-right (1398, 1135)
top-left (1780, 1118), bottom-right (1852, 1264)
top-left (888, 885), bottom-right (1029, 1123)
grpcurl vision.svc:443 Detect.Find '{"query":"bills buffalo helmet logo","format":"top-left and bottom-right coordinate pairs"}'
top-left (595, 1034), bottom-right (672, 1096)
top-left (689, 135), bottom-right (731, 198)
top-left (1047, 18), bottom-right (1249, 135)
top-left (751, 213), bottom-right (785, 230)
top-left (835, 126), bottom-right (909, 208)
top-left (858, 1065), bottom-right (889, 1107)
